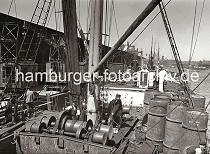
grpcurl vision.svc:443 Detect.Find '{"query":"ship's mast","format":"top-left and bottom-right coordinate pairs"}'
top-left (62, 0), bottom-right (80, 105)
top-left (87, 0), bottom-right (103, 124)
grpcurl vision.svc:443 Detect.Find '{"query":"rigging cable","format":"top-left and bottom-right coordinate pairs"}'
top-left (8, 0), bottom-right (17, 17)
top-left (192, 71), bottom-right (210, 92)
top-left (189, 0), bottom-right (198, 66)
top-left (86, 0), bottom-right (91, 40)
top-left (191, 0), bottom-right (206, 60)
top-left (158, 2), bottom-right (201, 143)
top-left (146, 1), bottom-right (203, 147)
top-left (78, 0), bottom-right (81, 22)
top-left (58, 0), bottom-right (62, 32)
top-left (103, 0), bottom-right (108, 46)
top-left (112, 0), bottom-right (119, 39)
top-left (128, 0), bottom-right (172, 48)
top-left (107, 0), bottom-right (113, 47)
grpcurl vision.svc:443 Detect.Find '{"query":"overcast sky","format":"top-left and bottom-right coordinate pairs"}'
top-left (0, 0), bottom-right (210, 61)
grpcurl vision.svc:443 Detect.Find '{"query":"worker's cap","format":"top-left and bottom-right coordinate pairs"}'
top-left (199, 141), bottom-right (206, 146)
top-left (143, 65), bottom-right (147, 69)
top-left (33, 92), bottom-right (39, 97)
top-left (116, 94), bottom-right (121, 98)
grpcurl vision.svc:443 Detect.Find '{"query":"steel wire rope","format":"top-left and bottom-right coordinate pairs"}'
top-left (192, 71), bottom-right (210, 92)
top-left (189, 0), bottom-right (198, 66)
top-left (111, 0), bottom-right (124, 68)
top-left (58, 0), bottom-right (62, 32)
top-left (8, 0), bottom-right (14, 15)
top-left (107, 1), bottom-right (113, 47)
top-left (89, 0), bottom-right (97, 68)
top-left (86, 0), bottom-right (91, 40)
top-left (106, 0), bottom-right (122, 66)
top-left (127, 0), bottom-right (171, 49)
top-left (139, 1), bottom-right (205, 144)
top-left (103, 0), bottom-right (109, 46)
top-left (8, 0), bottom-right (17, 17)
top-left (112, 0), bottom-right (119, 39)
top-left (160, 0), bottom-right (202, 145)
top-left (191, 0), bottom-right (206, 61)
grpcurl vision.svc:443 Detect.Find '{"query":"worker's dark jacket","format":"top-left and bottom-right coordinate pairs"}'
top-left (108, 99), bottom-right (123, 117)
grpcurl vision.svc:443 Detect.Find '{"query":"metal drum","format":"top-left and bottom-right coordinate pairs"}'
top-left (146, 96), bottom-right (169, 152)
top-left (181, 109), bottom-right (208, 153)
top-left (143, 92), bottom-right (160, 114)
top-left (122, 106), bottom-right (130, 114)
top-left (154, 93), bottom-right (171, 101)
top-left (30, 122), bottom-right (46, 133)
top-left (41, 116), bottom-right (56, 127)
top-left (64, 120), bottom-right (77, 133)
top-left (163, 101), bottom-right (186, 154)
top-left (92, 132), bottom-right (107, 145)
top-left (73, 121), bottom-right (85, 132)
top-left (98, 124), bottom-right (114, 140)
top-left (191, 95), bottom-right (206, 110)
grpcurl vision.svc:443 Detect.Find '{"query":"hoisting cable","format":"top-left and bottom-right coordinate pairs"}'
top-left (191, 0), bottom-right (206, 60)
top-left (112, 0), bottom-right (119, 39)
top-left (86, 0), bottom-right (91, 40)
top-left (159, 1), bottom-right (193, 107)
top-left (192, 71), bottom-right (210, 92)
top-left (107, 1), bottom-right (113, 47)
top-left (189, 0), bottom-right (198, 66)
top-left (103, 0), bottom-right (109, 46)
top-left (128, 0), bottom-right (172, 48)
top-left (159, 0), bottom-right (203, 144)
top-left (158, 3), bottom-right (202, 143)
top-left (8, 0), bottom-right (17, 17)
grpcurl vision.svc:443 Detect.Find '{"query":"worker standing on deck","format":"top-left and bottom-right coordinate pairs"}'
top-left (108, 94), bottom-right (123, 133)
top-left (158, 65), bottom-right (167, 92)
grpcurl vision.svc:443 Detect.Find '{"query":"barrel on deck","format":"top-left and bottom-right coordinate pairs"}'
top-left (181, 109), bottom-right (208, 153)
top-left (143, 91), bottom-right (160, 114)
top-left (191, 95), bottom-right (206, 110)
top-left (163, 101), bottom-right (186, 154)
top-left (154, 93), bottom-right (171, 101)
top-left (146, 95), bottom-right (170, 152)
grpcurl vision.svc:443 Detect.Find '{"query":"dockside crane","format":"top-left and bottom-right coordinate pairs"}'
top-left (0, 0), bottom-right (53, 126)
top-left (18, 0), bottom-right (52, 62)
